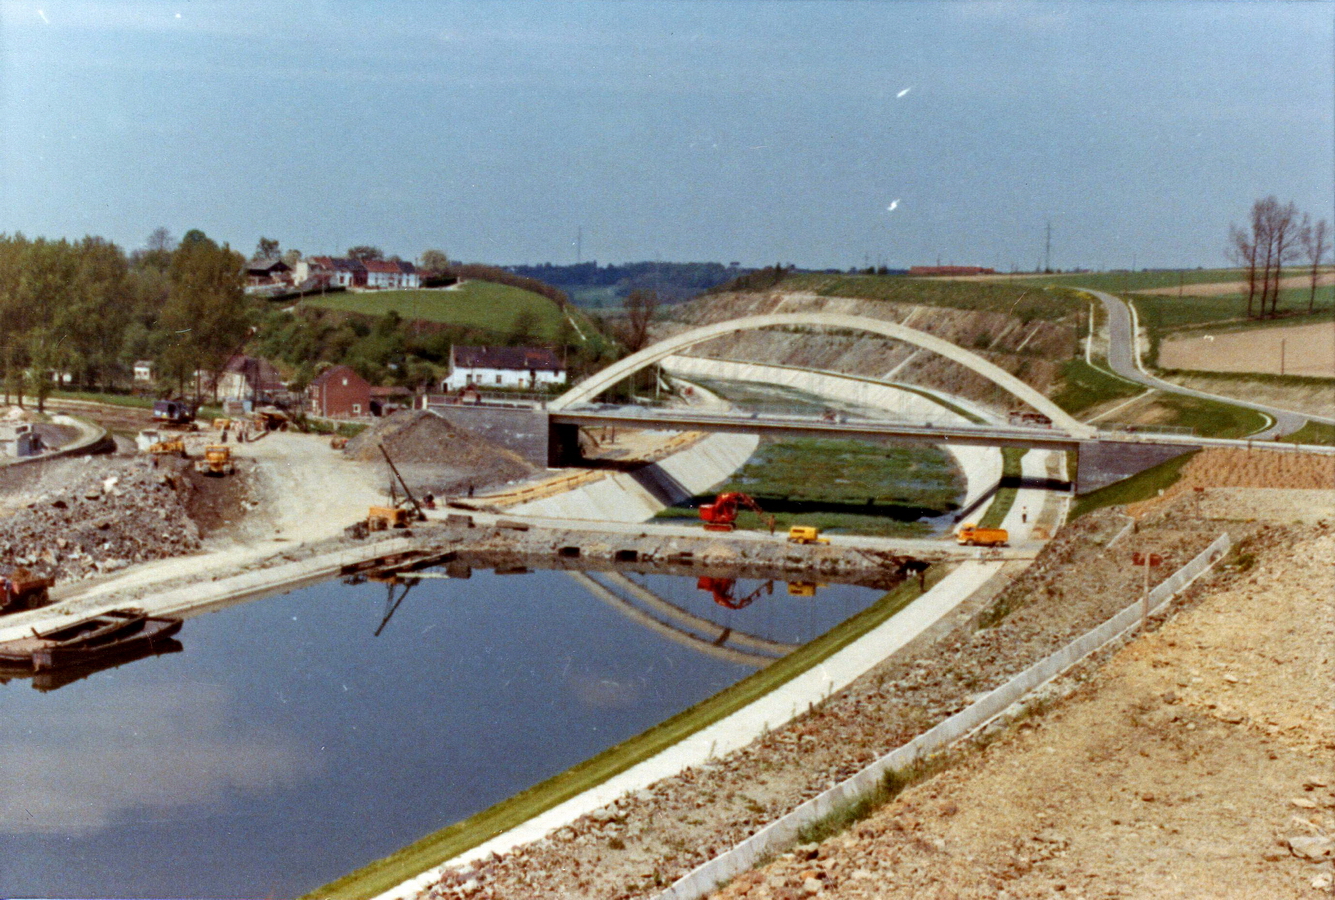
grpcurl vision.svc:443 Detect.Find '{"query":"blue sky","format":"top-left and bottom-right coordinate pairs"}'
top-left (1, 0), bottom-right (1331, 269)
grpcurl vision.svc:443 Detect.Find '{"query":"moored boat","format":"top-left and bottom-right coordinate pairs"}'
top-left (0, 609), bottom-right (183, 672)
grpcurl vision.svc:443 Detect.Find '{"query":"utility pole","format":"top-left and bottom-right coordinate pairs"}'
top-left (576, 226), bottom-right (582, 264)
top-left (1044, 220), bottom-right (1052, 273)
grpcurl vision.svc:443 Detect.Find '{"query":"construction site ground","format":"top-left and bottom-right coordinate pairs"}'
top-left (707, 507), bottom-right (1334, 900)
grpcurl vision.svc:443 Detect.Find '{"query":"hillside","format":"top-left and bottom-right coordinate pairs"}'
top-left (300, 281), bottom-right (582, 341)
top-left (659, 280), bottom-right (1082, 412)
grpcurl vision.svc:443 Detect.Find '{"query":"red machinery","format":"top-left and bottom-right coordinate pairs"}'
top-left (698, 491), bottom-right (774, 532)
top-left (697, 576), bottom-right (774, 610)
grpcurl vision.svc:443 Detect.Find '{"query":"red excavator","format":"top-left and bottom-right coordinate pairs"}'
top-left (698, 491), bottom-right (775, 533)
top-left (697, 576), bottom-right (774, 610)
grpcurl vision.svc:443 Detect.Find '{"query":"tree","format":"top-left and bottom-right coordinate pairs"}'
top-left (420, 249), bottom-right (449, 274)
top-left (1263, 198), bottom-right (1300, 316)
top-left (617, 289), bottom-right (659, 353)
top-left (347, 245), bottom-right (383, 262)
top-left (1227, 224), bottom-right (1259, 318)
top-left (508, 309), bottom-right (539, 346)
top-left (255, 236), bottom-right (280, 260)
top-left (1300, 215), bottom-right (1330, 314)
top-left (146, 227), bottom-right (175, 253)
top-left (160, 231), bottom-right (248, 397)
top-left (281, 248), bottom-right (302, 268)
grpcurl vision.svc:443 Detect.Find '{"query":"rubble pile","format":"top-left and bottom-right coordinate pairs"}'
top-left (0, 458), bottom-right (201, 581)
top-left (345, 410), bottom-right (534, 492)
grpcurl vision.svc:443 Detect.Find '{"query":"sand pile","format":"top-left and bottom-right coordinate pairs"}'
top-left (344, 410), bottom-right (534, 489)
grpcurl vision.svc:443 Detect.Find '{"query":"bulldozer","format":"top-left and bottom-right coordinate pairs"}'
top-left (139, 430), bottom-right (187, 458)
top-left (194, 444), bottom-right (235, 477)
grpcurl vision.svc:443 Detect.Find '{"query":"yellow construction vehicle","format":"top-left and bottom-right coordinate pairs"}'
top-left (787, 525), bottom-right (830, 545)
top-left (194, 445), bottom-right (235, 476)
top-left (141, 432), bottom-right (187, 457)
top-left (366, 505), bottom-right (412, 531)
top-left (956, 524), bottom-right (1009, 547)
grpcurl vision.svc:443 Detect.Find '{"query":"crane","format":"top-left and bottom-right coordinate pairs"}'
top-left (696, 576), bottom-right (774, 610)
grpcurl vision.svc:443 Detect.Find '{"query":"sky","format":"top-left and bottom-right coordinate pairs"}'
top-left (1, 0), bottom-right (1332, 271)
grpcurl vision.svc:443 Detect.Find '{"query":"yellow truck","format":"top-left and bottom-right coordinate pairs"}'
top-left (194, 445), bottom-right (235, 476)
top-left (956, 524), bottom-right (1009, 547)
top-left (787, 525), bottom-right (830, 545)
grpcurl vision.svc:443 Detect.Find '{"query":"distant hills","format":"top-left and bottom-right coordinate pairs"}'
top-left (504, 261), bottom-right (746, 308)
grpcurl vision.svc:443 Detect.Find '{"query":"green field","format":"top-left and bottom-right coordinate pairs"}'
top-left (657, 437), bottom-right (964, 538)
top-left (300, 282), bottom-right (580, 340)
top-left (1051, 358), bottom-right (1144, 416)
top-left (1282, 420), bottom-right (1335, 446)
top-left (306, 567), bottom-right (950, 900)
top-left (783, 273), bottom-right (1084, 323)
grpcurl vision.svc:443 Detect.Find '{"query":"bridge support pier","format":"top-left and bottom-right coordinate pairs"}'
top-left (548, 421), bottom-right (584, 468)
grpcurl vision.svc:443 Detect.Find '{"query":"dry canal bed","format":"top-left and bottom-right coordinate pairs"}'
top-left (0, 561), bottom-right (890, 898)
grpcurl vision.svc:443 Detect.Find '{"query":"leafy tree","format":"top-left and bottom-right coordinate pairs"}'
top-left (160, 231), bottom-right (248, 397)
top-left (420, 249), bottom-right (450, 274)
top-left (616, 289), bottom-right (659, 352)
top-left (347, 245), bottom-right (384, 262)
top-left (255, 236), bottom-right (280, 260)
top-left (508, 309), bottom-right (539, 345)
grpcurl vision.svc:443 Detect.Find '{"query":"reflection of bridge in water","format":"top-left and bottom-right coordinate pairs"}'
top-left (567, 571), bottom-right (801, 669)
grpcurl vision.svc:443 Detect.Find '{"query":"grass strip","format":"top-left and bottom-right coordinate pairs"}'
top-left (977, 448), bottom-right (1027, 529)
top-left (1051, 358), bottom-right (1144, 416)
top-left (1284, 420), bottom-right (1335, 446)
top-left (305, 565), bottom-right (952, 900)
top-left (1069, 450), bottom-right (1199, 519)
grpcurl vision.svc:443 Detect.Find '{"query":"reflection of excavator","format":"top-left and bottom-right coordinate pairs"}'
top-left (699, 492), bottom-right (776, 533)
top-left (697, 576), bottom-right (774, 610)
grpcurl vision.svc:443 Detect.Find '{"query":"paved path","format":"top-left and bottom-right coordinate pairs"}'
top-left (1085, 288), bottom-right (1335, 438)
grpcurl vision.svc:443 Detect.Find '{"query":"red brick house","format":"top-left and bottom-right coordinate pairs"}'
top-left (308, 365), bottom-right (372, 417)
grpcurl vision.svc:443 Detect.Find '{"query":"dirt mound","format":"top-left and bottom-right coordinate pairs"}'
top-left (344, 410), bottom-right (534, 485)
top-left (1129, 448), bottom-right (1335, 518)
top-left (0, 457), bottom-right (201, 582)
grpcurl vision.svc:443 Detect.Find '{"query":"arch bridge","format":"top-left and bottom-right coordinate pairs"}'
top-left (544, 313), bottom-right (1096, 467)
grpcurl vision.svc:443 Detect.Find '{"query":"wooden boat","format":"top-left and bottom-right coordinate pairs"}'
top-left (0, 609), bottom-right (183, 672)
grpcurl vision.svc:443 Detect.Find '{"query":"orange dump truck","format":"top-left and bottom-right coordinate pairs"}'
top-left (955, 524), bottom-right (1009, 547)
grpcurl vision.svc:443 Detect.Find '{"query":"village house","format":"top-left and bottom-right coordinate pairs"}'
top-left (133, 360), bottom-right (155, 383)
top-left (442, 346), bottom-right (566, 391)
top-left (245, 258), bottom-right (293, 288)
top-left (292, 256), bottom-right (420, 290)
top-left (308, 365), bottom-right (372, 417)
top-left (363, 259), bottom-right (421, 289)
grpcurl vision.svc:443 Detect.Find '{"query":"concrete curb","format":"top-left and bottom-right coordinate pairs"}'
top-left (0, 413), bottom-right (112, 470)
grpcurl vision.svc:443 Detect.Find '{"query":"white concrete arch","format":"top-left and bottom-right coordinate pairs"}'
top-left (552, 312), bottom-right (1093, 438)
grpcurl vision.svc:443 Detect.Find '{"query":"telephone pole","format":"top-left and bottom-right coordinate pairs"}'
top-left (576, 226), bottom-right (582, 264)
top-left (1044, 220), bottom-right (1052, 273)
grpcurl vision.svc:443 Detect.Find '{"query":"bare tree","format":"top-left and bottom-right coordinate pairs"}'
top-left (1300, 215), bottom-right (1330, 314)
top-left (617, 289), bottom-right (659, 353)
top-left (255, 236), bottom-right (280, 260)
top-left (1227, 223), bottom-right (1259, 318)
top-left (146, 227), bottom-right (176, 253)
top-left (1264, 198), bottom-right (1301, 316)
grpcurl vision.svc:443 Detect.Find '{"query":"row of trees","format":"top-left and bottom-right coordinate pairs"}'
top-left (1228, 197), bottom-right (1329, 318)
top-left (0, 229), bottom-right (608, 408)
top-left (0, 230), bottom-right (247, 409)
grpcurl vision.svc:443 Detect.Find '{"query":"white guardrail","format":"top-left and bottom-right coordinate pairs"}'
top-left (654, 531), bottom-right (1233, 900)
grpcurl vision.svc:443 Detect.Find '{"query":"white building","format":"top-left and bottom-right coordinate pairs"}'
top-left (443, 346), bottom-right (566, 391)
top-left (133, 360), bottom-right (155, 383)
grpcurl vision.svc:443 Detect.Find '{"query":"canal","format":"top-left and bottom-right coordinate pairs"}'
top-left (0, 564), bottom-right (886, 898)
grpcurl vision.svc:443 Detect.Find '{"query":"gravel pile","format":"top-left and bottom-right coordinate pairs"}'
top-left (345, 410), bottom-right (534, 486)
top-left (0, 457), bottom-right (201, 582)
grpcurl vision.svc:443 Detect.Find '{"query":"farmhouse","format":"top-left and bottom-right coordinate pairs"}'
top-left (363, 259), bottom-right (421, 289)
top-left (308, 365), bottom-right (372, 417)
top-left (245, 258), bottom-right (293, 288)
top-left (443, 346), bottom-right (566, 391)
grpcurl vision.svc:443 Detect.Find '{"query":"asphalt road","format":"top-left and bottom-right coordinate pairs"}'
top-left (1082, 288), bottom-right (1331, 439)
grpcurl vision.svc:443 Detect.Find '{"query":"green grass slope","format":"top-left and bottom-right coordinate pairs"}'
top-left (301, 282), bottom-right (578, 340)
